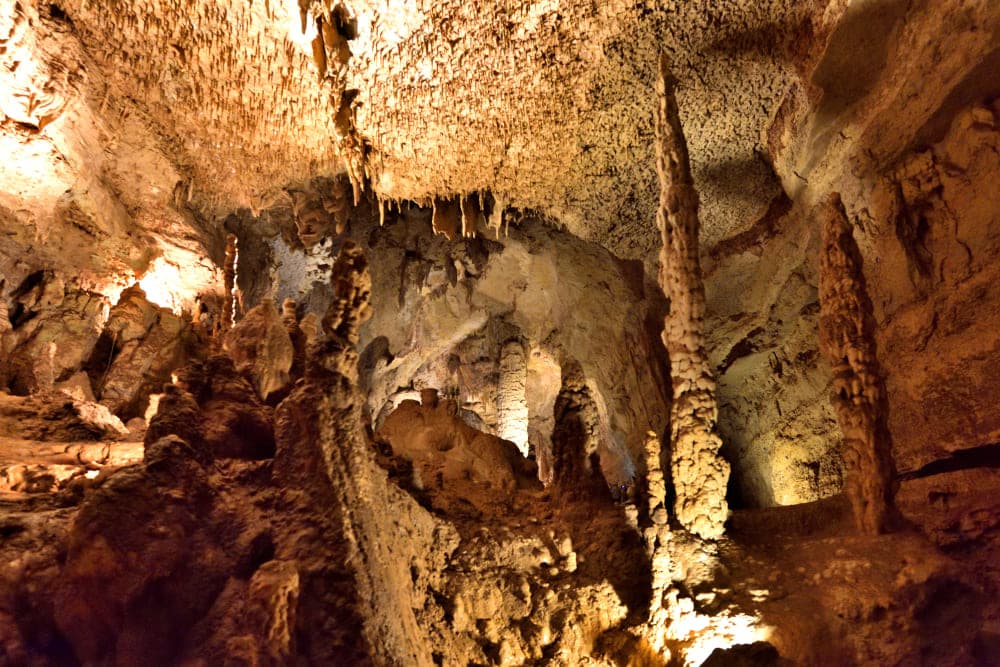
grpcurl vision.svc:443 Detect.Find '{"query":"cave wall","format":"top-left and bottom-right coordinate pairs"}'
top-left (704, 0), bottom-right (1000, 511)
top-left (230, 199), bottom-right (672, 487)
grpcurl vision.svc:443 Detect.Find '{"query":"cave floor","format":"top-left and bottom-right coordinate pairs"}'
top-left (4, 416), bottom-right (1000, 666)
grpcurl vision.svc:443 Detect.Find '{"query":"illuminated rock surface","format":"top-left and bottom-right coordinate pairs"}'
top-left (2, 0), bottom-right (1000, 664)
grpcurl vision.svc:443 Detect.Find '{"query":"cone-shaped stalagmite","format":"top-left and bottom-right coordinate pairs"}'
top-left (654, 54), bottom-right (730, 541)
top-left (818, 193), bottom-right (899, 535)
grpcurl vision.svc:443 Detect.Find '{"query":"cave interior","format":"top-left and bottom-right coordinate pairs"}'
top-left (2, 0), bottom-right (1000, 665)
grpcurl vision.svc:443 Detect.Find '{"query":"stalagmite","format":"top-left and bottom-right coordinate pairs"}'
top-left (818, 193), bottom-right (899, 535)
top-left (654, 54), bottom-right (730, 541)
top-left (549, 361), bottom-right (603, 495)
top-left (222, 233), bottom-right (238, 333)
top-left (643, 430), bottom-right (675, 657)
top-left (282, 298), bottom-right (306, 379)
top-left (497, 338), bottom-right (529, 455)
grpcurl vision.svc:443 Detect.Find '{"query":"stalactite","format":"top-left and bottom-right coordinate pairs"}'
top-left (818, 193), bottom-right (899, 535)
top-left (431, 197), bottom-right (460, 241)
top-left (654, 54), bottom-right (730, 541)
top-left (459, 194), bottom-right (482, 239)
top-left (488, 195), bottom-right (507, 239)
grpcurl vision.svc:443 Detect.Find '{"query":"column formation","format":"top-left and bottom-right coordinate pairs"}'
top-left (654, 54), bottom-right (729, 540)
top-left (818, 193), bottom-right (898, 534)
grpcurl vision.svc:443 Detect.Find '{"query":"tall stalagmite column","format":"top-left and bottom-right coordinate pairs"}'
top-left (497, 339), bottom-right (529, 455)
top-left (222, 233), bottom-right (238, 333)
top-left (654, 54), bottom-right (730, 540)
top-left (818, 193), bottom-right (899, 534)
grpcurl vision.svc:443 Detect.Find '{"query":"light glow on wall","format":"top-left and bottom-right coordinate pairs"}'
top-left (670, 607), bottom-right (772, 667)
top-left (497, 339), bottom-right (530, 455)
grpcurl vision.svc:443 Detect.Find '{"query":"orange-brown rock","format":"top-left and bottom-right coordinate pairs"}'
top-left (654, 54), bottom-right (730, 541)
top-left (818, 193), bottom-right (898, 535)
top-left (377, 393), bottom-right (536, 497)
top-left (223, 301), bottom-right (294, 403)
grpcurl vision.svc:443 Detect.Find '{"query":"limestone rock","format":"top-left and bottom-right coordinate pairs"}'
top-left (376, 395), bottom-right (536, 498)
top-left (53, 435), bottom-right (224, 665)
top-left (147, 356), bottom-right (275, 461)
top-left (0, 392), bottom-right (127, 442)
top-left (817, 193), bottom-right (898, 535)
top-left (91, 285), bottom-right (196, 420)
top-left (244, 560), bottom-right (300, 663)
top-left (223, 301), bottom-right (294, 403)
top-left (2, 275), bottom-right (109, 396)
top-left (54, 371), bottom-right (96, 403)
top-left (654, 55), bottom-right (729, 540)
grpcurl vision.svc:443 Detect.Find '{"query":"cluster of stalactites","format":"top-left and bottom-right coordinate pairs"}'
top-left (654, 54), bottom-right (729, 541)
top-left (373, 191), bottom-right (510, 242)
top-left (818, 193), bottom-right (898, 535)
top-left (429, 194), bottom-right (487, 240)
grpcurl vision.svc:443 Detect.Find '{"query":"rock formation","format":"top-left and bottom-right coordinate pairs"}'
top-left (2, 1), bottom-right (1000, 665)
top-left (222, 233), bottom-right (238, 333)
top-left (642, 430), bottom-right (674, 653)
top-left (223, 300), bottom-right (294, 403)
top-left (654, 54), bottom-right (730, 540)
top-left (496, 338), bottom-right (529, 455)
top-left (818, 193), bottom-right (899, 535)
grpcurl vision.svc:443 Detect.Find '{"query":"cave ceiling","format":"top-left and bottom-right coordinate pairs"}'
top-left (4, 0), bottom-right (836, 261)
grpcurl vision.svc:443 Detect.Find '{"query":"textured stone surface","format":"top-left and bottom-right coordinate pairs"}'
top-left (91, 285), bottom-right (196, 420)
top-left (655, 55), bottom-right (729, 541)
top-left (3, 1), bottom-right (1000, 665)
top-left (818, 193), bottom-right (897, 534)
top-left (376, 393), bottom-right (536, 499)
top-left (223, 300), bottom-right (294, 403)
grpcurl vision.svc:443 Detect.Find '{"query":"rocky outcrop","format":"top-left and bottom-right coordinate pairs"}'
top-left (0, 391), bottom-right (136, 495)
top-left (223, 300), bottom-right (294, 403)
top-left (1, 272), bottom-right (109, 396)
top-left (0, 392), bottom-right (127, 442)
top-left (872, 103), bottom-right (1000, 475)
top-left (147, 355), bottom-right (275, 461)
top-left (654, 55), bottom-right (730, 540)
top-left (818, 193), bottom-right (898, 535)
top-left (90, 285), bottom-right (196, 420)
top-left (239, 204), bottom-right (670, 490)
top-left (52, 435), bottom-right (225, 664)
top-left (376, 390), bottom-right (536, 501)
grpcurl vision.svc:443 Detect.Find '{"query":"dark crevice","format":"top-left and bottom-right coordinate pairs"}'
top-left (718, 326), bottom-right (765, 375)
top-left (898, 442), bottom-right (1000, 481)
